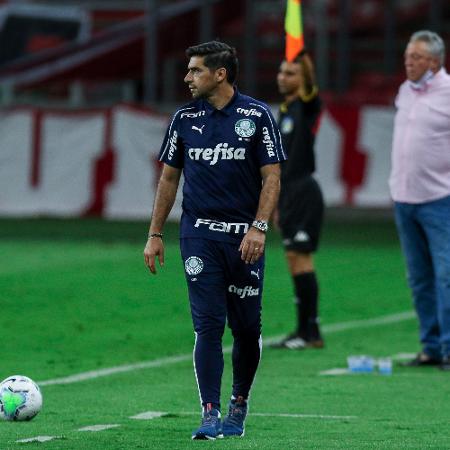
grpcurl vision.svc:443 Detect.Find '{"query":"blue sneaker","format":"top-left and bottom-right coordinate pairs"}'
top-left (222, 397), bottom-right (247, 437)
top-left (191, 407), bottom-right (223, 440)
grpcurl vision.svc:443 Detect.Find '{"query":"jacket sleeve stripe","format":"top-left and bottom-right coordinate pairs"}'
top-left (249, 102), bottom-right (286, 161)
top-left (159, 107), bottom-right (195, 161)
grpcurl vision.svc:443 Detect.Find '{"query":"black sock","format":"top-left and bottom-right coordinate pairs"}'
top-left (293, 272), bottom-right (319, 339)
top-left (231, 395), bottom-right (247, 406)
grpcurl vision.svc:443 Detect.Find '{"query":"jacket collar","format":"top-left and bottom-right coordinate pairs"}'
top-left (202, 87), bottom-right (239, 116)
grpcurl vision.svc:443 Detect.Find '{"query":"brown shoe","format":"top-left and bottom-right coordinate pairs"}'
top-left (401, 352), bottom-right (441, 367)
top-left (305, 339), bottom-right (325, 349)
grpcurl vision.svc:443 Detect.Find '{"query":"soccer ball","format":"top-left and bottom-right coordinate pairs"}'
top-left (0, 375), bottom-right (43, 421)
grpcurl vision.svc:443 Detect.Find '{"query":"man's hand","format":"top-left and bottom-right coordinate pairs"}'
top-left (144, 237), bottom-right (164, 274)
top-left (239, 227), bottom-right (266, 264)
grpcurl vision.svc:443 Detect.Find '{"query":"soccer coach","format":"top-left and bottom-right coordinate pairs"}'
top-left (144, 41), bottom-right (286, 439)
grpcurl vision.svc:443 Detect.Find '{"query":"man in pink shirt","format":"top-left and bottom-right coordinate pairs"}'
top-left (389, 30), bottom-right (450, 371)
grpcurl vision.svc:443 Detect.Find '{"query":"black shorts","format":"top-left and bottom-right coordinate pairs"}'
top-left (278, 176), bottom-right (324, 253)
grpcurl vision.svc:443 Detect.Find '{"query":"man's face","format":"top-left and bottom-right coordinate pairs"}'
top-left (404, 40), bottom-right (438, 81)
top-left (277, 61), bottom-right (302, 96)
top-left (184, 56), bottom-right (218, 99)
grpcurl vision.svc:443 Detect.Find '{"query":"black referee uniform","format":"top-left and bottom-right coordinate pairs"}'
top-left (278, 90), bottom-right (324, 253)
top-left (271, 86), bottom-right (325, 348)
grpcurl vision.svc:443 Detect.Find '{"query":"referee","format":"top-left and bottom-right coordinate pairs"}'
top-left (271, 50), bottom-right (325, 350)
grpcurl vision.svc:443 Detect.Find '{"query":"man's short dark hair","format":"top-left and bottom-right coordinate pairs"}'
top-left (186, 41), bottom-right (239, 84)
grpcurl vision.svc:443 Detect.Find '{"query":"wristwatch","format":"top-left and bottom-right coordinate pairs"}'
top-left (252, 220), bottom-right (268, 233)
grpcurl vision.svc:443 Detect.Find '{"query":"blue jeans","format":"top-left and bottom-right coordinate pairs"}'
top-left (394, 195), bottom-right (450, 359)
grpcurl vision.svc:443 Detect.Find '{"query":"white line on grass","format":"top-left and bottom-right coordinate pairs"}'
top-left (320, 368), bottom-right (350, 376)
top-left (130, 411), bottom-right (168, 420)
top-left (16, 409), bottom-right (355, 444)
top-left (16, 436), bottom-right (63, 443)
top-left (129, 410), bottom-right (356, 421)
top-left (251, 412), bottom-right (356, 420)
top-left (316, 311), bottom-right (415, 334)
top-left (78, 424), bottom-right (121, 432)
top-left (39, 310), bottom-right (416, 387)
top-left (39, 354), bottom-right (192, 386)
top-left (319, 353), bottom-right (418, 376)
top-left (320, 369), bottom-right (445, 378)
top-left (392, 352), bottom-right (417, 360)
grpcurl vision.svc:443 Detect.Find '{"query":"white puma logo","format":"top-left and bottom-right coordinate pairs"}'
top-left (251, 269), bottom-right (260, 280)
top-left (192, 125), bottom-right (205, 134)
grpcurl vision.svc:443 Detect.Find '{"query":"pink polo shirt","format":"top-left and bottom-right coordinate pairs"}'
top-left (389, 68), bottom-right (450, 203)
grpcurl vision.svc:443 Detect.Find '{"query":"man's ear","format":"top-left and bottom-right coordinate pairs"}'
top-left (215, 67), bottom-right (227, 83)
top-left (430, 56), bottom-right (441, 73)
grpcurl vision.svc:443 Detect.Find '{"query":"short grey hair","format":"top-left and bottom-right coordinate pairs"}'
top-left (409, 30), bottom-right (445, 65)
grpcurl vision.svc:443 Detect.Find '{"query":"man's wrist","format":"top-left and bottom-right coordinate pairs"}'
top-left (148, 232), bottom-right (163, 240)
top-left (251, 220), bottom-right (268, 233)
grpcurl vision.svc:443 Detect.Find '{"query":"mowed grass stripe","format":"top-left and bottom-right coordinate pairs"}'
top-left (39, 310), bottom-right (415, 386)
top-left (4, 219), bottom-right (450, 450)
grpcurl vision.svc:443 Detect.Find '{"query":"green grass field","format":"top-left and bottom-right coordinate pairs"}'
top-left (1, 217), bottom-right (449, 449)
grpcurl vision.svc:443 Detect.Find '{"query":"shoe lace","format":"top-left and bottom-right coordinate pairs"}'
top-left (226, 403), bottom-right (246, 426)
top-left (202, 412), bottom-right (219, 427)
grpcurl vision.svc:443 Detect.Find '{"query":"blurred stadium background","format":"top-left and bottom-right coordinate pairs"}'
top-left (1, 2), bottom-right (450, 448)
top-left (0, 0), bottom-right (449, 217)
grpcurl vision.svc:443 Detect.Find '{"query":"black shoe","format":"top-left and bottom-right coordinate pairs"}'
top-left (269, 332), bottom-right (324, 350)
top-left (269, 332), bottom-right (307, 349)
top-left (439, 356), bottom-right (450, 371)
top-left (401, 352), bottom-right (441, 367)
